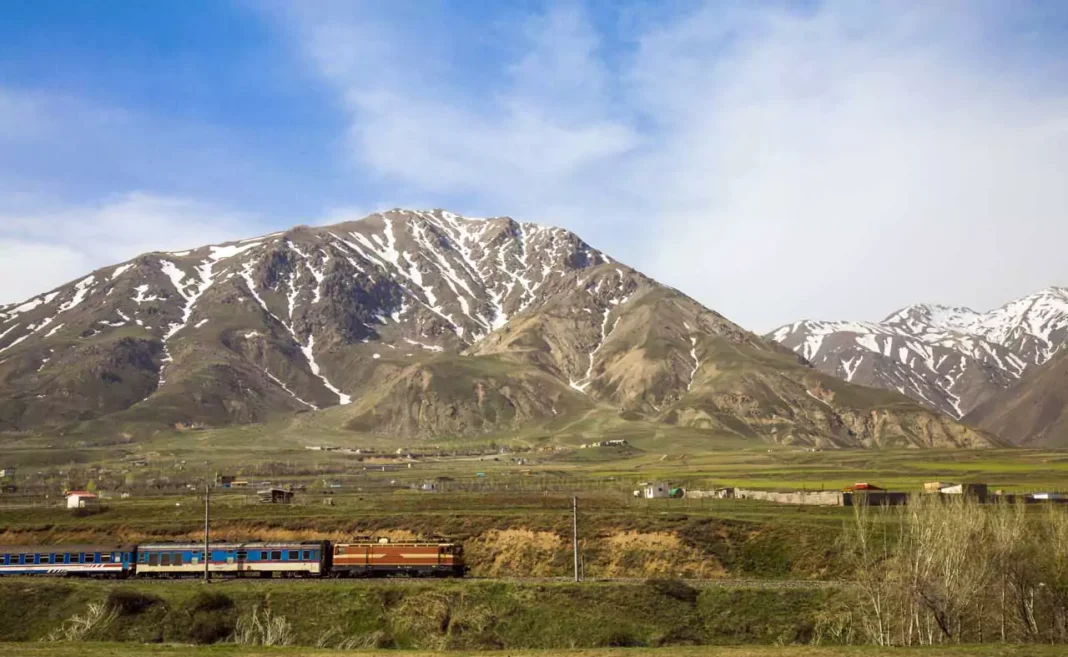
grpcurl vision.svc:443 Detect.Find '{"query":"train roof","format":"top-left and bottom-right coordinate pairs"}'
top-left (138, 541), bottom-right (326, 550)
top-left (0, 544), bottom-right (134, 553)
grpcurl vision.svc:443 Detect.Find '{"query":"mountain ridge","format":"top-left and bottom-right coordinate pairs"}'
top-left (768, 287), bottom-right (1068, 433)
top-left (0, 209), bottom-right (992, 449)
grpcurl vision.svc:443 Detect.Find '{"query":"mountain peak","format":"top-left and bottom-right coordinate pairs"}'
top-left (770, 285), bottom-right (1068, 423)
top-left (0, 209), bottom-right (990, 449)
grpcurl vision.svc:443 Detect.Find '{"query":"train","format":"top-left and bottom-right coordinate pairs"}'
top-left (0, 537), bottom-right (467, 579)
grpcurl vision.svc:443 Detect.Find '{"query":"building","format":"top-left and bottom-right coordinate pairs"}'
top-left (257, 488), bottom-right (294, 504)
top-left (938, 483), bottom-right (988, 502)
top-left (0, 468), bottom-right (15, 478)
top-left (66, 491), bottom-right (98, 509)
top-left (642, 482), bottom-right (670, 499)
top-left (924, 481), bottom-right (955, 493)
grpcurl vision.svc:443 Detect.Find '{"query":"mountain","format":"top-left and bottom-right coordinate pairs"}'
top-left (964, 348), bottom-right (1068, 446)
top-left (0, 209), bottom-right (992, 448)
top-left (768, 288), bottom-right (1068, 423)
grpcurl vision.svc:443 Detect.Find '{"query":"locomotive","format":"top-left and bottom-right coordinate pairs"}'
top-left (0, 537), bottom-right (467, 579)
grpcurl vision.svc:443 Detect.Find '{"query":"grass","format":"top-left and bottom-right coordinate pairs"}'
top-left (0, 578), bottom-right (832, 648)
top-left (0, 643), bottom-right (1062, 656)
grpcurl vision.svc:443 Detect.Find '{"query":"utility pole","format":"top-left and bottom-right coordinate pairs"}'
top-left (572, 496), bottom-right (579, 582)
top-left (204, 481), bottom-right (211, 583)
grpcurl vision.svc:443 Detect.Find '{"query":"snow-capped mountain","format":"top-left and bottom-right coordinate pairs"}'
top-left (768, 287), bottom-right (1068, 420)
top-left (0, 210), bottom-right (991, 448)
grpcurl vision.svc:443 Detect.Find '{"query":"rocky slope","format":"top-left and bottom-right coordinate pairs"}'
top-left (769, 288), bottom-right (1068, 422)
top-left (965, 348), bottom-right (1068, 446)
top-left (0, 209), bottom-right (993, 447)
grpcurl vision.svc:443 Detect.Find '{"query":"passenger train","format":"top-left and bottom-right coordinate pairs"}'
top-left (0, 538), bottom-right (467, 579)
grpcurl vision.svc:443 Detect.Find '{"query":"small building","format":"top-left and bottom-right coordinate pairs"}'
top-left (642, 482), bottom-right (670, 499)
top-left (924, 481), bottom-right (955, 493)
top-left (66, 491), bottom-right (98, 509)
top-left (216, 475), bottom-right (237, 488)
top-left (0, 467), bottom-right (15, 478)
top-left (939, 483), bottom-right (988, 501)
top-left (847, 482), bottom-right (884, 492)
top-left (257, 488), bottom-right (294, 504)
top-left (1031, 492), bottom-right (1068, 501)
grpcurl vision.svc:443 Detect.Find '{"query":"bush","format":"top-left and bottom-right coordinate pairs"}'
top-left (183, 590), bottom-right (235, 645)
top-left (597, 627), bottom-right (645, 647)
top-left (187, 590), bottom-right (233, 613)
top-left (106, 589), bottom-right (161, 616)
top-left (655, 625), bottom-right (704, 646)
top-left (645, 578), bottom-right (699, 606)
top-left (189, 615), bottom-right (234, 645)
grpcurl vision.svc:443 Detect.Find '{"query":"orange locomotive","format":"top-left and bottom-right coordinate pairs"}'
top-left (330, 537), bottom-right (467, 577)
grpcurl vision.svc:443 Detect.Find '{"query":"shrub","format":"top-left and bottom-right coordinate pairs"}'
top-left (596, 627), bottom-right (645, 647)
top-left (106, 588), bottom-right (161, 616)
top-left (645, 578), bottom-right (699, 606)
top-left (189, 615), bottom-right (234, 645)
top-left (187, 590), bottom-right (233, 613)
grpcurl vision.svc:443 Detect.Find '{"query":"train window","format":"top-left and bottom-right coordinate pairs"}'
top-left (303, 550), bottom-right (311, 560)
top-left (87, 553), bottom-right (97, 563)
top-left (268, 551), bottom-right (279, 560)
top-left (148, 553), bottom-right (158, 566)
top-left (336, 546), bottom-right (345, 555)
top-left (288, 550), bottom-right (299, 560)
top-left (40, 555), bottom-right (50, 564)
top-left (174, 553), bottom-right (183, 566)
top-left (161, 554), bottom-right (171, 566)
top-left (72, 554), bottom-right (81, 564)
top-left (101, 553), bottom-right (112, 562)
top-left (237, 551), bottom-right (247, 560)
top-left (260, 551), bottom-right (267, 560)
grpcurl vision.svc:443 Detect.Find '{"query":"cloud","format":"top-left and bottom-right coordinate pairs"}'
top-left (0, 192), bottom-right (260, 304)
top-left (275, 0), bottom-right (1068, 332)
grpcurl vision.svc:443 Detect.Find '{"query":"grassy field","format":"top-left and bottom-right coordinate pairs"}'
top-left (1, 644), bottom-right (1062, 657)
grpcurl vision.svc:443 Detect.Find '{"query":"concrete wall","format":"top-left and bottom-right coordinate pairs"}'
top-left (734, 489), bottom-right (845, 506)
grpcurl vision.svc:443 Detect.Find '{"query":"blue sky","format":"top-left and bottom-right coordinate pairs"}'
top-left (2, 1), bottom-right (1067, 331)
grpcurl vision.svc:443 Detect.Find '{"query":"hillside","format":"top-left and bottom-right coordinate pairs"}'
top-left (966, 348), bottom-right (1068, 446)
top-left (0, 209), bottom-right (992, 448)
top-left (768, 288), bottom-right (1068, 423)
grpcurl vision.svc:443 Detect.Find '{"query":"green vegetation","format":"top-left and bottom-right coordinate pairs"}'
top-left (2, 644), bottom-right (1063, 657)
top-left (0, 579), bottom-right (830, 649)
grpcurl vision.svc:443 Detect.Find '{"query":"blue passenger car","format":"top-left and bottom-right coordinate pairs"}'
top-left (0, 544), bottom-right (136, 577)
top-left (135, 541), bottom-right (327, 578)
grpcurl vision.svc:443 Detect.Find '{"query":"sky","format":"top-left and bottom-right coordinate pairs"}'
top-left (2, 0), bottom-right (1067, 333)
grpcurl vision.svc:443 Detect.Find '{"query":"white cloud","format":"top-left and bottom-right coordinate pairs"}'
top-left (0, 192), bottom-right (260, 304)
top-left (277, 0), bottom-right (1068, 332)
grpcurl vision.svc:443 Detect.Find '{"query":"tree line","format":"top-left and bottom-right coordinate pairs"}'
top-left (843, 494), bottom-right (1068, 645)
